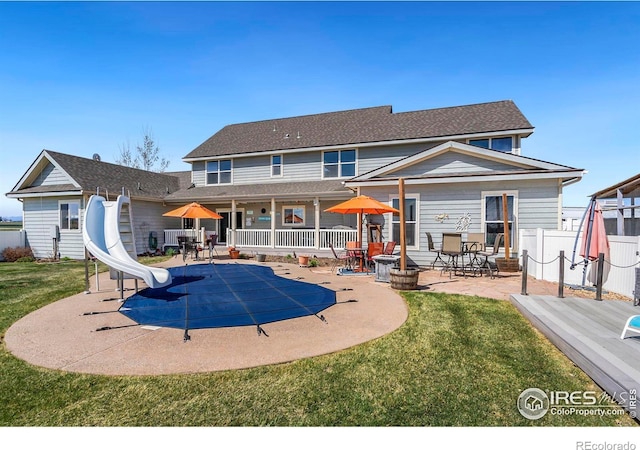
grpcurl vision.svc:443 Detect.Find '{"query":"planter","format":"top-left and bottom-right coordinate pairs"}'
top-left (229, 250), bottom-right (240, 259)
top-left (298, 255), bottom-right (310, 267)
top-left (495, 257), bottom-right (519, 272)
top-left (256, 253), bottom-right (266, 262)
top-left (390, 268), bottom-right (420, 290)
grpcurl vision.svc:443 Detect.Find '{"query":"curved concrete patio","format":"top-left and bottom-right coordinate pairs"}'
top-left (4, 257), bottom-right (409, 376)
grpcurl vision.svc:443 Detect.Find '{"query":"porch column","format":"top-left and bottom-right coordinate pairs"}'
top-left (231, 199), bottom-right (237, 246)
top-left (270, 198), bottom-right (276, 249)
top-left (314, 197), bottom-right (320, 249)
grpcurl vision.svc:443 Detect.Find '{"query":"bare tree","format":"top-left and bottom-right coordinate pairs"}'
top-left (115, 127), bottom-right (170, 172)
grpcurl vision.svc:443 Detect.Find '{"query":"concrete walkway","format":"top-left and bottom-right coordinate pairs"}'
top-left (5, 257), bottom-right (408, 376)
top-left (6, 257), bottom-right (628, 377)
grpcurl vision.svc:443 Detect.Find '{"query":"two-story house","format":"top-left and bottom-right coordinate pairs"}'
top-left (7, 100), bottom-right (585, 266)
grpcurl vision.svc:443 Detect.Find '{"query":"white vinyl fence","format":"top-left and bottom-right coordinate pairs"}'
top-left (0, 230), bottom-right (27, 261)
top-left (520, 228), bottom-right (640, 299)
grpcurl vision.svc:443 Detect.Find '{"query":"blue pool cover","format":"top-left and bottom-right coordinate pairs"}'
top-left (119, 264), bottom-right (336, 331)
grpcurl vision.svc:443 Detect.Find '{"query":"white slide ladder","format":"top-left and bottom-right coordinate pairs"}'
top-left (83, 194), bottom-right (172, 289)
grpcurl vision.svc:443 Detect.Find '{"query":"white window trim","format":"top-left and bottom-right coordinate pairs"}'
top-left (468, 136), bottom-right (514, 152)
top-left (59, 200), bottom-right (81, 232)
top-left (282, 205), bottom-right (306, 226)
top-left (321, 149), bottom-right (358, 179)
top-left (205, 159), bottom-right (233, 185)
top-left (388, 193), bottom-right (420, 251)
top-left (480, 190), bottom-right (518, 251)
top-left (271, 154), bottom-right (283, 178)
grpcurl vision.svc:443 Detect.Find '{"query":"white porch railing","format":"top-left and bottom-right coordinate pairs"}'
top-left (163, 228), bottom-right (201, 249)
top-left (231, 228), bottom-right (358, 250)
top-left (235, 229), bottom-right (271, 247)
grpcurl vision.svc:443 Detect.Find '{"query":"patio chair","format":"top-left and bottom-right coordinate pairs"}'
top-left (426, 232), bottom-right (446, 269)
top-left (441, 232), bottom-right (464, 277)
top-left (477, 233), bottom-right (503, 279)
top-left (620, 315), bottom-right (640, 339)
top-left (383, 241), bottom-right (397, 255)
top-left (328, 242), bottom-right (352, 273)
top-left (366, 242), bottom-right (385, 269)
top-left (177, 236), bottom-right (194, 262)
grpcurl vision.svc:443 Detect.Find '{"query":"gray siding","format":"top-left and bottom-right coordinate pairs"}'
top-left (390, 151), bottom-right (521, 177)
top-left (24, 196), bottom-right (85, 260)
top-left (33, 162), bottom-right (73, 187)
top-left (130, 199), bottom-right (172, 254)
top-left (190, 140), bottom-right (467, 186)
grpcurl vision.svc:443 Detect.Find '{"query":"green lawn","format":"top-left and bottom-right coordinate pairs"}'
top-left (0, 259), bottom-right (636, 426)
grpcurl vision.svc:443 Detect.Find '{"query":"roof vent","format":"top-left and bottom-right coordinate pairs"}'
top-left (297, 131), bottom-right (301, 139)
top-left (92, 153), bottom-right (101, 162)
top-left (284, 133), bottom-right (290, 139)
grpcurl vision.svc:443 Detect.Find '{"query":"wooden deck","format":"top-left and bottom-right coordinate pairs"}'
top-left (510, 294), bottom-right (640, 415)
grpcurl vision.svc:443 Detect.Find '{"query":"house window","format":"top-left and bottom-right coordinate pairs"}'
top-left (390, 195), bottom-right (418, 247)
top-left (482, 191), bottom-right (517, 248)
top-left (206, 160), bottom-right (232, 184)
top-left (282, 205), bottom-right (305, 226)
top-left (60, 201), bottom-right (79, 230)
top-left (323, 149), bottom-right (356, 178)
top-left (469, 137), bottom-right (513, 152)
top-left (271, 155), bottom-right (282, 177)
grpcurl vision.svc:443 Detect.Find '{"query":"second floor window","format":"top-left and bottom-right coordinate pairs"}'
top-left (206, 160), bottom-right (232, 184)
top-left (323, 149), bottom-right (356, 178)
top-left (271, 155), bottom-right (282, 177)
top-left (469, 137), bottom-right (513, 152)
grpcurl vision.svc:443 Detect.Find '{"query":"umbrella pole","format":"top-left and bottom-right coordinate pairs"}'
top-left (399, 178), bottom-right (406, 271)
top-left (582, 198), bottom-right (597, 287)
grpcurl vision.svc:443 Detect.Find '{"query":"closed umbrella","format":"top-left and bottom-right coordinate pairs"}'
top-left (325, 195), bottom-right (399, 271)
top-left (579, 199), bottom-right (610, 285)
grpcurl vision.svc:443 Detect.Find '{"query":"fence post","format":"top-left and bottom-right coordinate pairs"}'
top-left (558, 250), bottom-right (565, 298)
top-left (595, 252), bottom-right (604, 301)
top-left (521, 249), bottom-right (528, 295)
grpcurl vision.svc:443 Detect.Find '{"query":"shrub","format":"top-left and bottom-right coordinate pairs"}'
top-left (165, 248), bottom-right (176, 257)
top-left (2, 246), bottom-right (34, 262)
top-left (309, 258), bottom-right (319, 267)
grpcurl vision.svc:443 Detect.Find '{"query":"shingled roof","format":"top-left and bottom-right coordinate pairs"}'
top-left (184, 100), bottom-right (534, 159)
top-left (9, 150), bottom-right (185, 201)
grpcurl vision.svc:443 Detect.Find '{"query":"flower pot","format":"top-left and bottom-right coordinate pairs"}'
top-left (390, 268), bottom-right (419, 290)
top-left (256, 253), bottom-right (266, 262)
top-left (495, 257), bottom-right (519, 272)
top-left (229, 250), bottom-right (240, 259)
top-left (298, 255), bottom-right (310, 267)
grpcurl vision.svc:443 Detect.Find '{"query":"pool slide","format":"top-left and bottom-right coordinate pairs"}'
top-left (83, 194), bottom-right (172, 289)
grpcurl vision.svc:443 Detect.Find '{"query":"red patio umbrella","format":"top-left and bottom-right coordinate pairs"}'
top-left (579, 199), bottom-right (610, 285)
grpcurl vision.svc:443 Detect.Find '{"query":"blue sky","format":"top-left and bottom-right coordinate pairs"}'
top-left (1, 1), bottom-right (640, 218)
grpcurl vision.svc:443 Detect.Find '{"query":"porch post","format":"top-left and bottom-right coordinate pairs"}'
top-left (314, 197), bottom-right (320, 249)
top-left (271, 198), bottom-right (276, 249)
top-left (231, 199), bottom-right (237, 247)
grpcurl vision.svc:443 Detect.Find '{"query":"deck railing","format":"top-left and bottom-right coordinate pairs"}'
top-left (163, 228), bottom-right (201, 249)
top-left (231, 228), bottom-right (357, 250)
